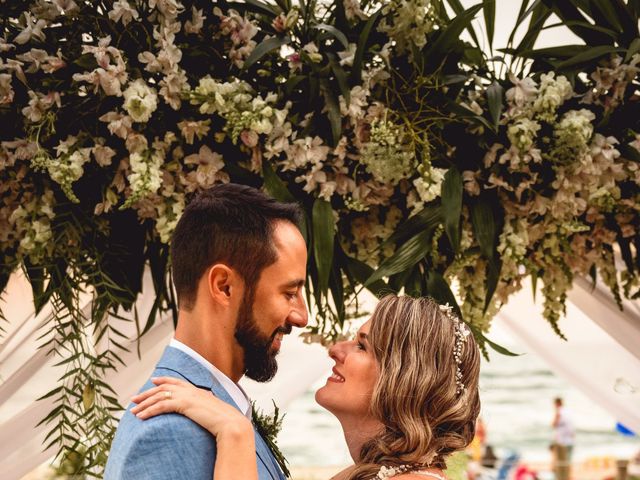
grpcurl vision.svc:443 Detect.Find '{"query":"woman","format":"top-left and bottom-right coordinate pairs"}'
top-left (131, 295), bottom-right (481, 479)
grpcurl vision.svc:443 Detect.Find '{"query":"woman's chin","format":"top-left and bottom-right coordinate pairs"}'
top-left (314, 386), bottom-right (332, 411)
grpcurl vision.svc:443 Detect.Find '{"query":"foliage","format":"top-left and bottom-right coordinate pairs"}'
top-left (1, 0), bottom-right (639, 474)
top-left (251, 401), bottom-right (290, 477)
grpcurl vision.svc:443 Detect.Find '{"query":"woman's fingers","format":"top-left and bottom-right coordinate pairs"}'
top-left (151, 376), bottom-right (184, 386)
top-left (131, 377), bottom-right (187, 403)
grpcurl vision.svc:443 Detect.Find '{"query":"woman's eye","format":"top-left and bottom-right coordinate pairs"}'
top-left (357, 341), bottom-right (366, 351)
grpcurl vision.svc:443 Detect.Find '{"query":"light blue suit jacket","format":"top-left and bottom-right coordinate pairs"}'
top-left (104, 346), bottom-right (286, 480)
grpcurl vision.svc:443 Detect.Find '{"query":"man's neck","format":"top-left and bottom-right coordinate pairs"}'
top-left (174, 310), bottom-right (245, 382)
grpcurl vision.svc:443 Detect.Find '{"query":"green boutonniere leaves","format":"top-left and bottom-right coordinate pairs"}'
top-left (251, 401), bottom-right (290, 478)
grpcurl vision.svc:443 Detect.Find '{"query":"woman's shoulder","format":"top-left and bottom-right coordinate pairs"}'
top-left (375, 465), bottom-right (447, 480)
top-left (393, 473), bottom-right (447, 480)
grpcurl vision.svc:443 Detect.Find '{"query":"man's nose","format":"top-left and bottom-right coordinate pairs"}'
top-left (288, 292), bottom-right (308, 328)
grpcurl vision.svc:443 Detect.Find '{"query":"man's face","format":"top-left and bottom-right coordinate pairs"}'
top-left (235, 221), bottom-right (308, 382)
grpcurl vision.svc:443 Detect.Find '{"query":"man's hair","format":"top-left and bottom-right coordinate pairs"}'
top-left (170, 183), bottom-right (302, 310)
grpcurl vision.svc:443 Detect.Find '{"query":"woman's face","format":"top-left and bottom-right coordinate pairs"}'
top-left (315, 319), bottom-right (379, 419)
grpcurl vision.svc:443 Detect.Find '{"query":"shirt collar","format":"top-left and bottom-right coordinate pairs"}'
top-left (169, 338), bottom-right (251, 417)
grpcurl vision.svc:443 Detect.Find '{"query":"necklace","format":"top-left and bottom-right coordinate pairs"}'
top-left (375, 465), bottom-right (446, 480)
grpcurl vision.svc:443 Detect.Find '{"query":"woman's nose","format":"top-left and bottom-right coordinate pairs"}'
top-left (328, 341), bottom-right (346, 362)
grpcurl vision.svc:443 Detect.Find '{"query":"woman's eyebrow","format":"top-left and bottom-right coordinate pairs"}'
top-left (358, 332), bottom-right (369, 342)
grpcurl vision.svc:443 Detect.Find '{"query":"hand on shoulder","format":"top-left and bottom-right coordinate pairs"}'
top-left (130, 376), bottom-right (252, 439)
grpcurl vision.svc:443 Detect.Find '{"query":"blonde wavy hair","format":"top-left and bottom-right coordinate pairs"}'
top-left (347, 295), bottom-right (481, 480)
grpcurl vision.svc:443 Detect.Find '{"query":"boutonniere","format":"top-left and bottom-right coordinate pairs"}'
top-left (251, 400), bottom-right (291, 478)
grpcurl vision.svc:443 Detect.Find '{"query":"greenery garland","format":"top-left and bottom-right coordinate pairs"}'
top-left (1, 0), bottom-right (639, 475)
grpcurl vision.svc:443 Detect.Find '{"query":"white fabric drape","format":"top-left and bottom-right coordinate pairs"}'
top-left (495, 278), bottom-right (640, 434)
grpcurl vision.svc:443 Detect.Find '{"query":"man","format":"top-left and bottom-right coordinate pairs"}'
top-left (551, 397), bottom-right (575, 480)
top-left (105, 183), bottom-right (308, 479)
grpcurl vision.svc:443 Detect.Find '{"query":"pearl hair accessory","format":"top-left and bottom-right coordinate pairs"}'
top-left (439, 303), bottom-right (471, 396)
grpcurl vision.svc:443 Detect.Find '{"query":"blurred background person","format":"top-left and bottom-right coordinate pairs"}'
top-left (551, 397), bottom-right (575, 480)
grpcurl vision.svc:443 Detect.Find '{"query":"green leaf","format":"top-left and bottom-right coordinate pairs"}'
top-left (506, 0), bottom-right (533, 48)
top-left (312, 198), bottom-right (335, 293)
top-left (366, 229), bottom-right (433, 286)
top-left (443, 0), bottom-right (482, 48)
top-left (384, 204), bottom-right (443, 248)
top-left (484, 258), bottom-right (502, 313)
top-left (554, 45), bottom-right (624, 70)
top-left (328, 54), bottom-right (351, 106)
top-left (227, 0), bottom-right (279, 17)
top-left (428, 3), bottom-right (483, 60)
top-left (483, 0), bottom-right (496, 49)
top-left (243, 36), bottom-right (290, 70)
top-left (313, 23), bottom-right (349, 49)
top-left (469, 324), bottom-right (520, 357)
top-left (620, 143), bottom-right (640, 163)
top-left (442, 168), bottom-right (463, 254)
top-left (344, 255), bottom-right (390, 296)
top-left (262, 161), bottom-right (296, 202)
top-left (512, 3), bottom-right (552, 54)
top-left (625, 38), bottom-right (640, 63)
top-left (426, 270), bottom-right (462, 319)
top-left (486, 81), bottom-right (504, 129)
top-left (352, 9), bottom-right (382, 83)
top-left (588, 0), bottom-right (622, 32)
top-left (82, 382), bottom-right (95, 412)
top-left (319, 78), bottom-right (342, 145)
top-left (541, 0), bottom-right (612, 45)
top-left (470, 201), bottom-right (496, 260)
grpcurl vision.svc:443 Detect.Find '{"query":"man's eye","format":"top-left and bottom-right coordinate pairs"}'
top-left (285, 291), bottom-right (297, 299)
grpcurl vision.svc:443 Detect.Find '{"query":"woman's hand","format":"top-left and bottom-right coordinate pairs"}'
top-left (130, 376), bottom-right (252, 438)
top-left (131, 376), bottom-right (258, 480)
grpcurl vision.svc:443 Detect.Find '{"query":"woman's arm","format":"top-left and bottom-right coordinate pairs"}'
top-left (131, 376), bottom-right (258, 480)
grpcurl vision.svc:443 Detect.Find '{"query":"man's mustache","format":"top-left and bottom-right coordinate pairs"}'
top-left (271, 324), bottom-right (292, 340)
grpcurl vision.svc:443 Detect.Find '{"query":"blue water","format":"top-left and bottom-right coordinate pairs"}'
top-left (278, 347), bottom-right (640, 466)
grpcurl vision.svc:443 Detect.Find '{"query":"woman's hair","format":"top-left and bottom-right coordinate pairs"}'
top-left (348, 294), bottom-right (481, 479)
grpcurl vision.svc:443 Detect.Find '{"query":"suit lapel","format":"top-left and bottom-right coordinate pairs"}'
top-left (158, 346), bottom-right (283, 479)
top-left (253, 429), bottom-right (284, 480)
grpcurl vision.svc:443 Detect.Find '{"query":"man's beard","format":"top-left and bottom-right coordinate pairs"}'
top-left (234, 292), bottom-right (291, 382)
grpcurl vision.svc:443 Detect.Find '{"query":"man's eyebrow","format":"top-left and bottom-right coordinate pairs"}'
top-left (282, 279), bottom-right (305, 289)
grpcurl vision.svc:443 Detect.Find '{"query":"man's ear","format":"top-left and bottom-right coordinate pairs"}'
top-left (207, 264), bottom-right (236, 305)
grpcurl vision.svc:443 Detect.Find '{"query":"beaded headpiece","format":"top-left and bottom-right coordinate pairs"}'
top-left (438, 303), bottom-right (471, 395)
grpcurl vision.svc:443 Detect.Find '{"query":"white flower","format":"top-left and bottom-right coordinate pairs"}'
top-left (507, 117), bottom-right (540, 153)
top-left (533, 72), bottom-right (573, 122)
top-left (108, 0), bottom-right (140, 26)
top-left (92, 143), bottom-right (116, 167)
top-left (506, 72), bottom-right (538, 108)
top-left (283, 136), bottom-right (330, 170)
top-left (303, 42), bottom-right (322, 63)
top-left (123, 79), bottom-right (158, 122)
top-left (126, 151), bottom-right (163, 204)
top-left (344, 0), bottom-right (368, 21)
top-left (0, 73), bottom-right (14, 105)
top-left (177, 120), bottom-right (211, 145)
top-left (378, 0), bottom-right (435, 53)
top-left (99, 111), bottom-right (133, 138)
top-left (185, 7), bottom-right (206, 34)
top-left (14, 13), bottom-right (47, 45)
top-left (183, 145), bottom-right (228, 190)
top-left (338, 43), bottom-right (357, 67)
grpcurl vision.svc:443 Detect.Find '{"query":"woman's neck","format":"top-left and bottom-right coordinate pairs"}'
top-left (338, 414), bottom-right (383, 463)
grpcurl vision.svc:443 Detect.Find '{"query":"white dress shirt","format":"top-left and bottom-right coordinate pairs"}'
top-left (169, 339), bottom-right (251, 417)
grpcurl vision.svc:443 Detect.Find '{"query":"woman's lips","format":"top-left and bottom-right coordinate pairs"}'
top-left (327, 367), bottom-right (345, 383)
